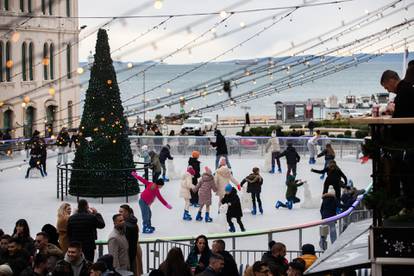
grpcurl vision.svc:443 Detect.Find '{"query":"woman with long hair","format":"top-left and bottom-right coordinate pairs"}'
top-left (317, 143), bottom-right (336, 179)
top-left (12, 219), bottom-right (34, 255)
top-left (151, 247), bottom-right (192, 276)
top-left (311, 160), bottom-right (347, 199)
top-left (185, 235), bottom-right (212, 275)
top-left (56, 203), bottom-right (71, 252)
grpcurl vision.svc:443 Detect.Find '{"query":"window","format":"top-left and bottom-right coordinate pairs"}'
top-left (27, 0), bottom-right (32, 13)
top-left (49, 0), bottom-right (53, 15)
top-left (28, 42), bottom-right (34, 80)
top-left (0, 41), bottom-right (3, 82)
top-left (22, 42), bottom-right (27, 81)
top-left (20, 0), bottom-right (24, 12)
top-left (2, 0), bottom-right (9, 11)
top-left (5, 41), bottom-right (11, 81)
top-left (67, 101), bottom-right (73, 128)
top-left (66, 0), bottom-right (70, 17)
top-left (24, 106), bottom-right (35, 138)
top-left (43, 43), bottom-right (49, 80)
top-left (49, 43), bottom-right (54, 79)
top-left (41, 0), bottom-right (46, 14)
top-left (66, 44), bottom-right (71, 79)
top-left (3, 110), bottom-right (13, 130)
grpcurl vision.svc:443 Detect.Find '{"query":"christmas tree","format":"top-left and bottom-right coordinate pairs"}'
top-left (69, 29), bottom-right (138, 197)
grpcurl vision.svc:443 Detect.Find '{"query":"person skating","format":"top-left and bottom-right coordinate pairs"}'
top-left (148, 150), bottom-right (162, 182)
top-left (188, 150), bottom-right (201, 207)
top-left (209, 129), bottom-right (231, 169)
top-left (25, 138), bottom-right (45, 178)
top-left (215, 157), bottom-right (240, 212)
top-left (316, 143), bottom-right (335, 180)
top-left (319, 186), bottom-right (339, 249)
top-left (240, 167), bottom-right (264, 215)
top-left (140, 145), bottom-right (150, 180)
top-left (307, 130), bottom-right (321, 164)
top-left (278, 142), bottom-right (300, 177)
top-left (221, 184), bottom-right (245, 232)
top-left (56, 127), bottom-right (70, 165)
top-left (179, 166), bottom-right (196, 221)
top-left (276, 175), bottom-right (306, 210)
top-left (193, 166), bottom-right (218, 223)
top-left (311, 160), bottom-right (347, 199)
top-left (265, 130), bottom-right (282, 173)
top-left (159, 144), bottom-right (173, 182)
top-left (131, 171), bottom-right (172, 234)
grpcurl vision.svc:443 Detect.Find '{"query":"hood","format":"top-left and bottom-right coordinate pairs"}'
top-left (216, 166), bottom-right (232, 178)
top-left (201, 173), bottom-right (214, 182)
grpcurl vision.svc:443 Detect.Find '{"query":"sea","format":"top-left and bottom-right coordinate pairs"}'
top-left (78, 53), bottom-right (413, 119)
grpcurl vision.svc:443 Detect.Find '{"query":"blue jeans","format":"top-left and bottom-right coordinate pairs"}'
top-left (139, 198), bottom-right (152, 227)
top-left (215, 154), bottom-right (231, 169)
top-left (328, 221), bottom-right (337, 243)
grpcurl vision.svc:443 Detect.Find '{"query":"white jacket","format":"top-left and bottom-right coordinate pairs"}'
top-left (214, 166), bottom-right (239, 198)
top-left (179, 172), bottom-right (193, 199)
top-left (265, 137), bottom-right (281, 152)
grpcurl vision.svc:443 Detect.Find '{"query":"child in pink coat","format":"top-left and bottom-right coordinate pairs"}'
top-left (131, 171), bottom-right (172, 234)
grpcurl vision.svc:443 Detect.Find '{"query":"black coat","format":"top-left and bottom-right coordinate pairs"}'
top-left (393, 80), bottom-right (414, 118)
top-left (196, 267), bottom-right (219, 276)
top-left (188, 157), bottom-right (201, 185)
top-left (159, 146), bottom-right (173, 163)
top-left (210, 133), bottom-right (228, 155)
top-left (124, 215), bottom-right (139, 267)
top-left (56, 132), bottom-right (70, 147)
top-left (221, 188), bottom-right (243, 218)
top-left (320, 194), bottom-right (339, 219)
top-left (186, 247), bottom-right (212, 275)
top-left (278, 146), bottom-right (300, 165)
top-left (261, 252), bottom-right (288, 276)
top-left (311, 167), bottom-right (347, 199)
top-left (217, 250), bottom-right (239, 276)
top-left (4, 250), bottom-right (30, 275)
top-left (67, 211), bottom-right (105, 252)
top-left (240, 173), bottom-right (263, 193)
top-left (317, 149), bottom-right (335, 161)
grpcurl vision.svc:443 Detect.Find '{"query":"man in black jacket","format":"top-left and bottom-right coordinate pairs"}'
top-left (159, 144), bottom-right (173, 182)
top-left (211, 240), bottom-right (238, 276)
top-left (53, 242), bottom-right (92, 276)
top-left (67, 200), bottom-right (105, 262)
top-left (260, 242), bottom-right (288, 276)
top-left (278, 142), bottom-right (300, 177)
top-left (209, 129), bottom-right (231, 169)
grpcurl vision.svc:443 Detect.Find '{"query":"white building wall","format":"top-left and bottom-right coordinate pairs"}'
top-left (0, 0), bottom-right (80, 138)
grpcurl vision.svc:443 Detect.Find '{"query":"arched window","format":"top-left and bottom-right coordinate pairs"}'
top-left (41, 0), bottom-right (46, 14)
top-left (2, 0), bottom-right (9, 11)
top-left (66, 44), bottom-right (71, 79)
top-left (3, 109), bottom-right (13, 130)
top-left (49, 43), bottom-right (54, 79)
top-left (24, 106), bottom-right (35, 137)
top-left (48, 0), bottom-right (53, 15)
top-left (43, 43), bottom-right (49, 80)
top-left (5, 41), bottom-right (11, 81)
top-left (20, 0), bottom-right (24, 12)
top-left (67, 101), bottom-right (73, 128)
top-left (28, 42), bottom-right (34, 81)
top-left (46, 105), bottom-right (56, 135)
top-left (66, 0), bottom-right (70, 17)
top-left (22, 42), bottom-right (27, 81)
top-left (27, 0), bottom-right (32, 13)
top-left (0, 41), bottom-right (3, 82)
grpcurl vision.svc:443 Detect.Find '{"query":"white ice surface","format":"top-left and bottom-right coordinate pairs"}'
top-left (0, 151), bottom-right (371, 251)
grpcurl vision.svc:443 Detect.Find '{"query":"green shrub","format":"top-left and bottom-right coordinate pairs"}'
top-left (320, 131), bottom-right (329, 136)
top-left (355, 130), bottom-right (369, 139)
top-left (336, 134), bottom-right (345, 138)
top-left (328, 134), bottom-right (336, 138)
top-left (344, 130), bottom-right (352, 137)
top-left (290, 124), bottom-right (303, 129)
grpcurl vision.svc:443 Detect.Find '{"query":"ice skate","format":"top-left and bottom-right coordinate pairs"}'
top-left (195, 211), bottom-right (203, 221)
top-left (205, 212), bottom-right (212, 222)
top-left (183, 210), bottom-right (192, 221)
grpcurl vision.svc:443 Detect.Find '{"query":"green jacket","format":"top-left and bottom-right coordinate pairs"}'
top-left (285, 179), bottom-right (304, 199)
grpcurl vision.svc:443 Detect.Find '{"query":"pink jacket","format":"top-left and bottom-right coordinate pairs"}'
top-left (132, 173), bottom-right (171, 208)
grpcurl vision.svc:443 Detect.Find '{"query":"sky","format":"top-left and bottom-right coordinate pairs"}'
top-left (77, 0), bottom-right (414, 64)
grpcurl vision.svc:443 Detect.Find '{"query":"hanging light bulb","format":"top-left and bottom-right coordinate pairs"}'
top-left (220, 11), bottom-right (228, 19)
top-left (240, 22), bottom-right (246, 28)
top-left (210, 27), bottom-right (217, 33)
top-left (48, 87), bottom-right (55, 96)
top-left (127, 62), bottom-right (133, 68)
top-left (77, 67), bottom-right (84, 74)
top-left (11, 31), bottom-right (20, 43)
top-left (23, 96), bottom-right (30, 103)
top-left (154, 0), bottom-right (163, 9)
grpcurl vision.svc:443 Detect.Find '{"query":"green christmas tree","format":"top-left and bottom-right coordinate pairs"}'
top-left (69, 29), bottom-right (138, 197)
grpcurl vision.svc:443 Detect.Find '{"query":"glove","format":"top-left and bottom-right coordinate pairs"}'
top-left (360, 156), bottom-right (369, 164)
top-left (237, 184), bottom-right (241, 191)
top-left (166, 204), bottom-right (173, 210)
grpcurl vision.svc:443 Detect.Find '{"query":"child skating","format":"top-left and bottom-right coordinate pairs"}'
top-left (221, 184), bottom-right (245, 232)
top-left (188, 151), bottom-right (201, 207)
top-left (179, 166), bottom-right (196, 221)
top-left (278, 142), bottom-right (301, 177)
top-left (193, 166), bottom-right (217, 222)
top-left (240, 167), bottom-right (263, 215)
top-left (215, 157), bottom-right (240, 211)
top-left (131, 171), bottom-right (172, 234)
top-left (276, 175), bottom-right (306, 210)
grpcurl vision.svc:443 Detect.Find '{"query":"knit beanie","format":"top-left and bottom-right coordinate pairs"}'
top-left (204, 166), bottom-right (212, 175)
top-left (287, 174), bottom-right (295, 182)
top-left (187, 166), bottom-right (196, 176)
top-left (219, 156), bottom-right (227, 167)
top-left (155, 178), bottom-right (164, 186)
top-left (301, 243), bottom-right (315, 255)
top-left (192, 151), bottom-right (200, 159)
top-left (225, 183), bottom-right (233, 193)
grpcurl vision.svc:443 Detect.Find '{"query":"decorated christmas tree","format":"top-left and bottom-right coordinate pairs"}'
top-left (69, 29), bottom-right (138, 197)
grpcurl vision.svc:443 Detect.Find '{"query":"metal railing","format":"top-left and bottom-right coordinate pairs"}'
top-left (96, 183), bottom-right (372, 273)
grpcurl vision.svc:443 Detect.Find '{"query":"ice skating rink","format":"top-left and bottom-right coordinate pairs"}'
top-left (0, 151), bottom-right (371, 250)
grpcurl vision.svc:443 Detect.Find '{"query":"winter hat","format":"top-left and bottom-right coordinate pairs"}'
top-left (327, 185), bottom-right (335, 196)
top-left (187, 166), bottom-right (196, 176)
top-left (301, 243), bottom-right (316, 255)
top-left (141, 145), bottom-right (148, 151)
top-left (288, 258), bottom-right (306, 273)
top-left (252, 167), bottom-right (260, 174)
top-left (219, 156), bottom-right (227, 167)
top-left (192, 151), bottom-right (200, 159)
top-left (225, 183), bottom-right (233, 193)
top-left (204, 166), bottom-right (212, 175)
top-left (155, 178), bottom-right (165, 186)
top-left (287, 174), bottom-right (296, 182)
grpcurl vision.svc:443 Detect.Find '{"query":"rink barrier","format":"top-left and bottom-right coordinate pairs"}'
top-left (95, 183), bottom-right (372, 273)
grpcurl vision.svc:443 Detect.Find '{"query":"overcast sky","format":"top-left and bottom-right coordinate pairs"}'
top-left (78, 0), bottom-right (413, 63)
